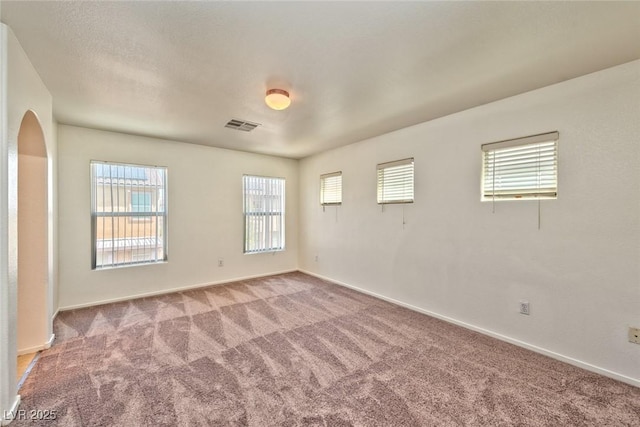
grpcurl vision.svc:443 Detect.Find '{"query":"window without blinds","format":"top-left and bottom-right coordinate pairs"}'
top-left (320, 172), bottom-right (342, 205)
top-left (482, 132), bottom-right (558, 201)
top-left (377, 158), bottom-right (414, 204)
top-left (91, 161), bottom-right (167, 269)
top-left (243, 175), bottom-right (285, 253)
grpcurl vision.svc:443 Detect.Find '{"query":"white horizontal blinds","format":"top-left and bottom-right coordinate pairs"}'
top-left (243, 175), bottom-right (285, 253)
top-left (482, 132), bottom-right (558, 200)
top-left (320, 172), bottom-right (342, 205)
top-left (91, 161), bottom-right (167, 269)
top-left (377, 158), bottom-right (414, 204)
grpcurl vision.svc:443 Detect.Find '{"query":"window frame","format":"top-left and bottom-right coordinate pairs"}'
top-left (90, 160), bottom-right (168, 270)
top-left (376, 158), bottom-right (415, 204)
top-left (243, 174), bottom-right (286, 254)
top-left (320, 171), bottom-right (342, 206)
top-left (481, 131), bottom-right (559, 202)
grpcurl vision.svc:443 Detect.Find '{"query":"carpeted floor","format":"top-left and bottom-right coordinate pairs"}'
top-left (15, 272), bottom-right (640, 426)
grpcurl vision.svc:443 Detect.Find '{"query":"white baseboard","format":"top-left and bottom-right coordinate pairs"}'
top-left (58, 269), bottom-right (298, 312)
top-left (299, 269), bottom-right (640, 388)
top-left (1, 395), bottom-right (20, 426)
top-left (17, 339), bottom-right (50, 356)
top-left (51, 308), bottom-right (59, 322)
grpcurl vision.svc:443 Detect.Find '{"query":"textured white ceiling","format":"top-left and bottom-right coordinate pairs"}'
top-left (2, 1), bottom-right (639, 159)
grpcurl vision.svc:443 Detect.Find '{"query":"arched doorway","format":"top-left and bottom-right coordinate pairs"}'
top-left (16, 111), bottom-right (49, 381)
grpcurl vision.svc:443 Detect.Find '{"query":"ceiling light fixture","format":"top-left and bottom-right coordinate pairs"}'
top-left (265, 89), bottom-right (291, 110)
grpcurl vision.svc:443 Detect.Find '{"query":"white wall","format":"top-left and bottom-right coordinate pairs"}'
top-left (299, 60), bottom-right (640, 385)
top-left (0, 24), bottom-right (56, 425)
top-left (57, 125), bottom-right (298, 308)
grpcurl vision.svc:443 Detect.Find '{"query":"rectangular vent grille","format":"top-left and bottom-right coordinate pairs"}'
top-left (225, 119), bottom-right (261, 132)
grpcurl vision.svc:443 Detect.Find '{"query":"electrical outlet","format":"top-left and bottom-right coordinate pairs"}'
top-left (519, 301), bottom-right (530, 315)
top-left (218, 258), bottom-right (224, 267)
top-left (315, 255), bottom-right (318, 262)
top-left (629, 327), bottom-right (640, 345)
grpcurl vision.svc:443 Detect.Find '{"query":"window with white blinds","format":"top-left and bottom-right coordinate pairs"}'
top-left (320, 172), bottom-right (342, 205)
top-left (377, 158), bottom-right (414, 204)
top-left (91, 161), bottom-right (167, 269)
top-left (482, 132), bottom-right (558, 201)
top-left (243, 175), bottom-right (285, 253)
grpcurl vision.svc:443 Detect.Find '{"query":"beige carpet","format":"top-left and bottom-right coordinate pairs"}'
top-left (15, 272), bottom-right (640, 426)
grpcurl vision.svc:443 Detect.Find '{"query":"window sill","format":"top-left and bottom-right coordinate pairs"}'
top-left (377, 200), bottom-right (414, 205)
top-left (243, 249), bottom-right (285, 255)
top-left (93, 260), bottom-right (168, 271)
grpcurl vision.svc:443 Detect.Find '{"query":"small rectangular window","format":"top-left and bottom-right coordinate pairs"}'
top-left (377, 158), bottom-right (414, 204)
top-left (320, 172), bottom-right (342, 205)
top-left (243, 175), bottom-right (285, 253)
top-left (131, 192), bottom-right (152, 212)
top-left (482, 132), bottom-right (558, 201)
top-left (91, 161), bottom-right (167, 269)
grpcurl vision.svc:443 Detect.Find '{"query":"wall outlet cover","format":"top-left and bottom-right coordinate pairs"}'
top-left (629, 327), bottom-right (640, 344)
top-left (519, 301), bottom-right (530, 315)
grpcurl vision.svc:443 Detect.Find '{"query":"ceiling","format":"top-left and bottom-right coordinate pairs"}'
top-left (2, 1), bottom-right (639, 159)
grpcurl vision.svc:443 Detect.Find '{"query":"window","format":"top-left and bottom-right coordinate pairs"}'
top-left (481, 132), bottom-right (558, 201)
top-left (377, 158), bottom-right (414, 204)
top-left (131, 192), bottom-right (152, 212)
top-left (91, 161), bottom-right (167, 269)
top-left (243, 175), bottom-right (285, 253)
top-left (320, 172), bottom-right (342, 205)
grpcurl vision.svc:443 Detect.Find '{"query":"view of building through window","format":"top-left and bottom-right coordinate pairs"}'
top-left (91, 161), bottom-right (167, 269)
top-left (243, 175), bottom-right (285, 253)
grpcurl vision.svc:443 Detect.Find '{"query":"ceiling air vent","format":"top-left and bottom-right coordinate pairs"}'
top-left (224, 119), bottom-right (261, 132)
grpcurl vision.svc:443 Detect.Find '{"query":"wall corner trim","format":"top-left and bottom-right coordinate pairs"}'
top-left (1, 395), bottom-right (21, 426)
top-left (44, 334), bottom-right (54, 349)
top-left (298, 269), bottom-right (640, 388)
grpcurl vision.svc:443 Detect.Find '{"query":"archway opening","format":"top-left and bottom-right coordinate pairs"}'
top-left (16, 110), bottom-right (48, 383)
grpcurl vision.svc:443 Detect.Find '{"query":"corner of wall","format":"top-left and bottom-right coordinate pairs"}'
top-left (51, 119), bottom-right (59, 318)
top-left (0, 22), bottom-right (56, 419)
top-left (0, 20), bottom-right (17, 427)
